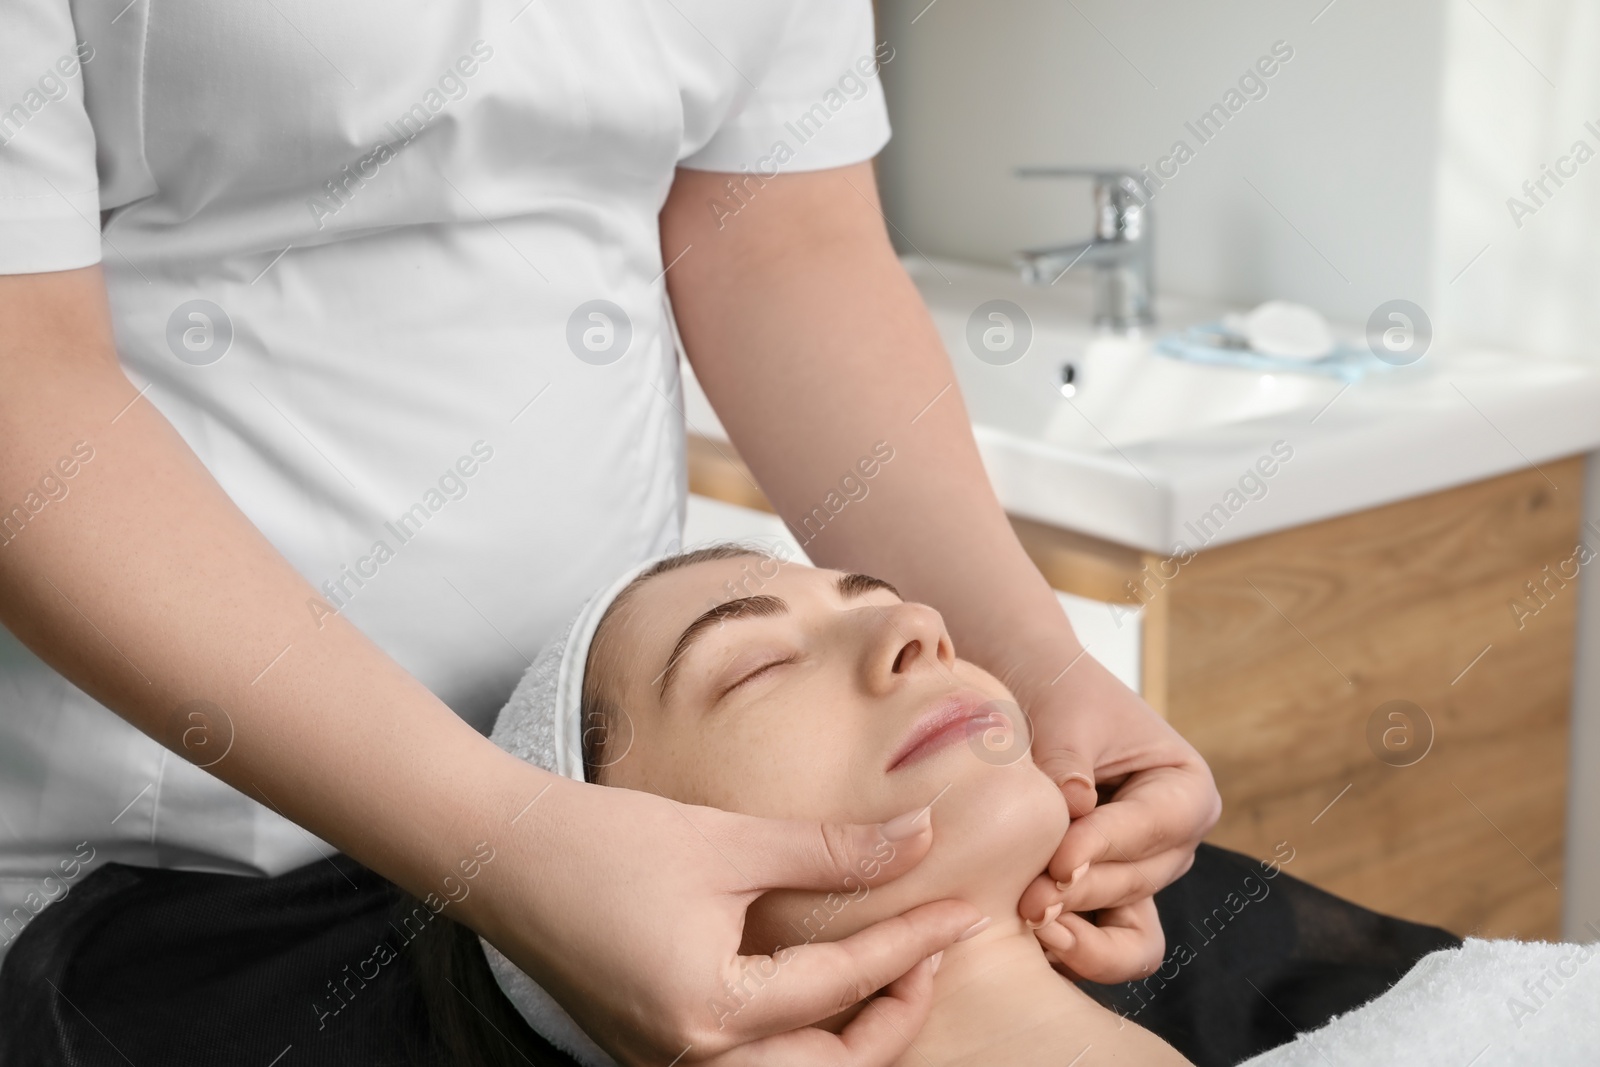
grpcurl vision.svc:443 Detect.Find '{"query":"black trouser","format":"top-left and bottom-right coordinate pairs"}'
top-left (0, 845), bottom-right (1458, 1066)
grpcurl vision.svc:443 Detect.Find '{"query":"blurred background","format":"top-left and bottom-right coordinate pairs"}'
top-left (874, 0), bottom-right (1600, 358)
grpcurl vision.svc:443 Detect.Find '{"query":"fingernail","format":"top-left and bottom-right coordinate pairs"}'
top-left (956, 916), bottom-right (992, 942)
top-left (1026, 902), bottom-right (1064, 930)
top-left (1055, 771), bottom-right (1094, 791)
top-left (1055, 861), bottom-right (1090, 892)
top-left (929, 951), bottom-right (944, 975)
top-left (879, 806), bottom-right (932, 841)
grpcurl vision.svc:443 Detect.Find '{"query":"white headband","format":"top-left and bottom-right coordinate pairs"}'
top-left (480, 554), bottom-right (665, 1066)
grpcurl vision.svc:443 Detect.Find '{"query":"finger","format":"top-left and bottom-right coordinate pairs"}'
top-left (1038, 899), bottom-right (1165, 984)
top-left (1031, 744), bottom-right (1098, 819)
top-left (722, 899), bottom-right (981, 1041)
top-left (1018, 871), bottom-right (1064, 926)
top-left (837, 954), bottom-right (938, 1062)
top-left (714, 804), bottom-right (938, 895)
top-left (1063, 846), bottom-right (1197, 912)
top-left (1025, 849), bottom-right (1194, 937)
top-left (1024, 847), bottom-right (1196, 927)
top-left (1048, 773), bottom-right (1195, 876)
top-left (1046, 768), bottom-right (1215, 884)
top-left (1053, 849), bottom-right (1195, 912)
top-left (709, 955), bottom-right (938, 1067)
top-left (1020, 863), bottom-right (1137, 926)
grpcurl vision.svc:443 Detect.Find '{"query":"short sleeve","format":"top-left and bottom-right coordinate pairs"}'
top-left (680, 0), bottom-right (891, 174)
top-left (0, 2), bottom-right (102, 274)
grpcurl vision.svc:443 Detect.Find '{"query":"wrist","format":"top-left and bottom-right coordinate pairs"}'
top-left (444, 754), bottom-right (579, 938)
top-left (328, 719), bottom-right (553, 933)
top-left (975, 613), bottom-right (1086, 710)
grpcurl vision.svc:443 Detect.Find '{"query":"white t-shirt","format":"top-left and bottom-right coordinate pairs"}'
top-left (0, 0), bottom-right (890, 961)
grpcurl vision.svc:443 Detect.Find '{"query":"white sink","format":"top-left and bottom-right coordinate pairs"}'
top-left (904, 257), bottom-right (1347, 453)
top-left (682, 255), bottom-right (1600, 554)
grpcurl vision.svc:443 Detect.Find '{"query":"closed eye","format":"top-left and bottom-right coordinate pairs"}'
top-left (722, 654), bottom-right (799, 698)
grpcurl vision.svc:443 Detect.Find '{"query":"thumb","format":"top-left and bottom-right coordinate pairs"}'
top-left (730, 804), bottom-right (937, 895)
top-left (1034, 745), bottom-right (1097, 819)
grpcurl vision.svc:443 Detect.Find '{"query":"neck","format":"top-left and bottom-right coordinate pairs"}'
top-left (892, 916), bottom-right (1188, 1067)
top-left (893, 915), bottom-right (1094, 1067)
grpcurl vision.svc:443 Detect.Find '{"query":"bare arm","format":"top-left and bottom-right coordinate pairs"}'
top-left (662, 162), bottom-right (1220, 981)
top-left (0, 264), bottom-right (975, 1064)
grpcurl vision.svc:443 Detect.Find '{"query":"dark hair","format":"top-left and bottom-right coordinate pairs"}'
top-left (580, 543), bottom-right (765, 782)
top-left (402, 905), bottom-right (576, 1065)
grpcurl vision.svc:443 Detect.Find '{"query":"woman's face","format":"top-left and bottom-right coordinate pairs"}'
top-left (589, 553), bottom-right (1069, 952)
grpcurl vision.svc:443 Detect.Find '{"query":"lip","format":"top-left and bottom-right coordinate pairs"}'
top-left (886, 690), bottom-right (996, 773)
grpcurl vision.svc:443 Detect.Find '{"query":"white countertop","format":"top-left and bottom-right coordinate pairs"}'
top-left (682, 257), bottom-right (1600, 554)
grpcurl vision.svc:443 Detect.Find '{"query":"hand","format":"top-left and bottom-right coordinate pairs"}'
top-left (1029, 896), bottom-right (1166, 984)
top-left (472, 769), bottom-right (983, 1066)
top-left (1015, 650), bottom-right (1219, 983)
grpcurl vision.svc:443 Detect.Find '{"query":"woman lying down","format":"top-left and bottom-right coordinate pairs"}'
top-left (479, 542), bottom-right (1189, 1065)
top-left (456, 544), bottom-right (1597, 1066)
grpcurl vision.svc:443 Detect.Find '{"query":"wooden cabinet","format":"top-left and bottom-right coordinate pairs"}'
top-left (688, 435), bottom-right (1582, 939)
top-left (1157, 458), bottom-right (1579, 940)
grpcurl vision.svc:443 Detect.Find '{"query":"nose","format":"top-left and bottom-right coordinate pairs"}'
top-left (862, 601), bottom-right (957, 695)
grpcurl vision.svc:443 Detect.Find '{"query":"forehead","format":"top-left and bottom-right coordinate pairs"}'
top-left (603, 555), bottom-right (840, 661)
top-left (619, 555), bottom-right (809, 633)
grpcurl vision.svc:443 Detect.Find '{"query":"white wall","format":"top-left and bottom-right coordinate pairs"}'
top-left (1431, 1), bottom-right (1600, 358)
top-left (876, 0), bottom-right (1600, 360)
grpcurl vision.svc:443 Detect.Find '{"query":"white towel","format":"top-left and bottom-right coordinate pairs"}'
top-left (1243, 936), bottom-right (1600, 1065)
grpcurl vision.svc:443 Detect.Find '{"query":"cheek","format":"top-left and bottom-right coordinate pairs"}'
top-left (608, 705), bottom-right (869, 821)
top-left (668, 683), bottom-right (879, 819)
top-left (674, 724), bottom-right (864, 819)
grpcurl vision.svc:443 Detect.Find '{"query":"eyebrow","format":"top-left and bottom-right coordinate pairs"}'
top-left (658, 595), bottom-right (787, 703)
top-left (836, 572), bottom-right (899, 600)
top-left (655, 573), bottom-right (901, 703)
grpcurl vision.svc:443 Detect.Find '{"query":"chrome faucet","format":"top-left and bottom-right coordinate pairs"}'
top-left (1013, 168), bottom-right (1154, 331)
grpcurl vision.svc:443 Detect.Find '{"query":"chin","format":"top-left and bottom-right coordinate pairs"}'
top-left (744, 755), bottom-right (1069, 955)
top-left (916, 754), bottom-right (1069, 913)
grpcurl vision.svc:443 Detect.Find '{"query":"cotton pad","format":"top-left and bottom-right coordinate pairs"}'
top-left (1222, 301), bottom-right (1336, 360)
